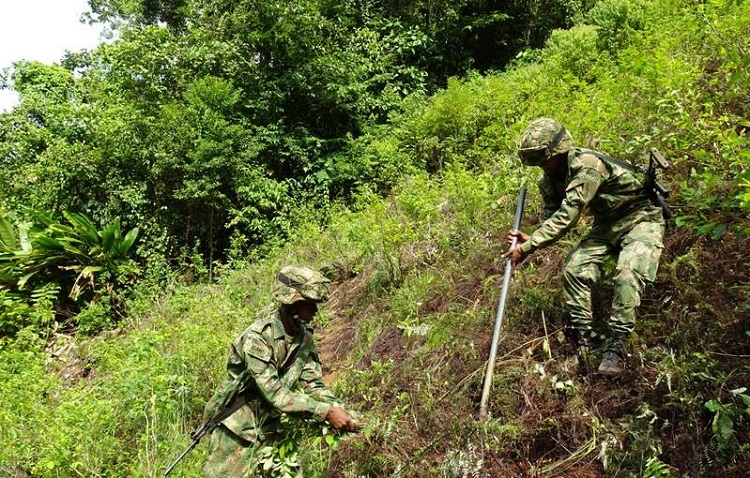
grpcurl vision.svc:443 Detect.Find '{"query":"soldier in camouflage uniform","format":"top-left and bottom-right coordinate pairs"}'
top-left (203, 265), bottom-right (356, 477)
top-left (503, 118), bottom-right (665, 375)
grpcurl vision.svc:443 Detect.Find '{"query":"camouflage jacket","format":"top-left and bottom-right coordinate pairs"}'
top-left (520, 148), bottom-right (663, 254)
top-left (207, 305), bottom-right (340, 442)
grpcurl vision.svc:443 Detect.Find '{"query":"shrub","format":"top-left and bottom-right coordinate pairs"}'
top-left (543, 25), bottom-right (603, 81)
top-left (587, 0), bottom-right (650, 54)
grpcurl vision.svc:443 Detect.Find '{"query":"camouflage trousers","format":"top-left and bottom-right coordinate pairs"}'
top-left (203, 425), bottom-right (303, 478)
top-left (562, 219), bottom-right (665, 338)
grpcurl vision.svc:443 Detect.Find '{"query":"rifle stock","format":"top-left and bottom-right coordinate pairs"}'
top-left (647, 148), bottom-right (672, 219)
top-left (649, 147), bottom-right (670, 170)
top-left (163, 387), bottom-right (250, 476)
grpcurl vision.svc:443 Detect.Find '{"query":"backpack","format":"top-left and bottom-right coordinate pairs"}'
top-left (583, 147), bottom-right (672, 220)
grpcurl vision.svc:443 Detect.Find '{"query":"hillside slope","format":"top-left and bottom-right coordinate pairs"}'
top-left (1, 0), bottom-right (749, 477)
top-left (315, 217), bottom-right (750, 477)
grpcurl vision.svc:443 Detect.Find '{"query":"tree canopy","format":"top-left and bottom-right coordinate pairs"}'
top-left (1, 0), bottom-right (588, 270)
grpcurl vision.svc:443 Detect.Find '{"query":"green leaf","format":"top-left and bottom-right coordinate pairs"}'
top-left (0, 212), bottom-right (18, 251)
top-left (714, 410), bottom-right (734, 441)
top-left (18, 225), bottom-right (31, 252)
top-left (710, 224), bottom-right (727, 240)
top-left (57, 241), bottom-right (88, 260)
top-left (705, 399), bottom-right (722, 412)
top-left (81, 266), bottom-right (105, 276)
top-left (117, 227), bottom-right (140, 256)
top-left (0, 270), bottom-right (18, 285)
top-left (17, 271), bottom-right (39, 289)
top-left (697, 222), bottom-right (715, 236)
top-left (736, 393), bottom-right (750, 409)
top-left (63, 211), bottom-right (101, 246)
top-left (34, 235), bottom-right (65, 251)
top-left (100, 219), bottom-right (120, 251)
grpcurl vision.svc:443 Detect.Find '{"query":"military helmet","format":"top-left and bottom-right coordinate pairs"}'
top-left (517, 117), bottom-right (573, 166)
top-left (273, 265), bottom-right (331, 305)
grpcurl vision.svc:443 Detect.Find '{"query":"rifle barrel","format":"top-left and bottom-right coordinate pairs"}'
top-left (654, 194), bottom-right (672, 219)
top-left (163, 438), bottom-right (200, 476)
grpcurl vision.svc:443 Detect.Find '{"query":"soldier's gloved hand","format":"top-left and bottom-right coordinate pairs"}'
top-left (326, 406), bottom-right (357, 431)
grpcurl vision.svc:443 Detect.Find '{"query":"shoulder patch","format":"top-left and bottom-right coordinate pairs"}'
top-left (577, 151), bottom-right (599, 161)
top-left (244, 335), bottom-right (273, 362)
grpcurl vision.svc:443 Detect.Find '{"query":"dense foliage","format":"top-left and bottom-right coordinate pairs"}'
top-left (1, 0), bottom-right (749, 476)
top-left (0, 209), bottom-right (139, 337)
top-left (0, 0), bottom-right (590, 277)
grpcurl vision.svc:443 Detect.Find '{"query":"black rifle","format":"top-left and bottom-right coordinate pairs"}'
top-left (163, 382), bottom-right (250, 476)
top-left (644, 148), bottom-right (672, 219)
top-left (588, 147), bottom-right (672, 220)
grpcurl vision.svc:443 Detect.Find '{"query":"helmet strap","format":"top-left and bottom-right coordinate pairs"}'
top-left (277, 272), bottom-right (303, 291)
top-left (547, 127), bottom-right (567, 157)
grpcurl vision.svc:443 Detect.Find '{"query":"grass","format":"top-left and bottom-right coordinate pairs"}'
top-left (2, 0), bottom-right (750, 476)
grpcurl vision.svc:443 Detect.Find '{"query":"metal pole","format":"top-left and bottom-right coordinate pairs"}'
top-left (479, 187), bottom-right (526, 418)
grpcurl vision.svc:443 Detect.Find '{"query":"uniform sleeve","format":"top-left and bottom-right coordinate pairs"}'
top-left (520, 164), bottom-right (606, 254)
top-left (299, 345), bottom-right (340, 405)
top-left (243, 333), bottom-right (332, 420)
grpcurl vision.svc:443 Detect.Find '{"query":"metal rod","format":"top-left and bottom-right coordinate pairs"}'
top-left (479, 187), bottom-right (526, 418)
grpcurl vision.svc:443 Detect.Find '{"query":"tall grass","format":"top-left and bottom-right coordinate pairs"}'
top-left (2, 0), bottom-right (749, 476)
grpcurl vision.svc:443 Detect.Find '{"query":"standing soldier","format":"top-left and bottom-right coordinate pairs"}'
top-left (503, 118), bottom-right (666, 375)
top-left (203, 265), bottom-right (356, 477)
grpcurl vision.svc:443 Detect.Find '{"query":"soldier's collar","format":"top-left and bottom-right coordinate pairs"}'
top-left (272, 310), bottom-right (287, 339)
top-left (273, 310), bottom-right (308, 340)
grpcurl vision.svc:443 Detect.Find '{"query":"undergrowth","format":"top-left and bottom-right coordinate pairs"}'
top-left (1, 0), bottom-right (749, 476)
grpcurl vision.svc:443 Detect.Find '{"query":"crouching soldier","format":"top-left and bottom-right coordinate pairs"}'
top-left (503, 118), bottom-right (665, 375)
top-left (203, 265), bottom-right (356, 477)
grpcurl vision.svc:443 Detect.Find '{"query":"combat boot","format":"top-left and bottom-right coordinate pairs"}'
top-left (598, 335), bottom-right (627, 375)
top-left (565, 327), bottom-right (591, 348)
top-left (565, 328), bottom-right (594, 374)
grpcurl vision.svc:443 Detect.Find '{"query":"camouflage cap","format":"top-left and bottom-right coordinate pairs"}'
top-left (273, 265), bottom-right (331, 305)
top-left (517, 117), bottom-right (573, 166)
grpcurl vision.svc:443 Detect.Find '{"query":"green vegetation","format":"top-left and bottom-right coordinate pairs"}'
top-left (0, 209), bottom-right (140, 338)
top-left (1, 0), bottom-right (749, 476)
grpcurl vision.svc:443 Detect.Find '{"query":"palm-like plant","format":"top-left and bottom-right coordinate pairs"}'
top-left (43, 211), bottom-right (140, 299)
top-left (0, 209), bottom-right (141, 335)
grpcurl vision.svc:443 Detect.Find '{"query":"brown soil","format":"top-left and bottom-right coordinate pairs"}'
top-left (316, 226), bottom-right (750, 477)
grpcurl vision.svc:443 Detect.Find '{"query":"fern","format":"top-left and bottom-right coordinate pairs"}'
top-left (643, 456), bottom-right (676, 477)
top-left (30, 283), bottom-right (62, 305)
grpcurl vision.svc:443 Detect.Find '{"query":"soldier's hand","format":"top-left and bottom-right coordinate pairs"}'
top-left (506, 229), bottom-right (529, 246)
top-left (326, 406), bottom-right (357, 431)
top-left (502, 230), bottom-right (530, 268)
top-left (502, 243), bottom-right (530, 268)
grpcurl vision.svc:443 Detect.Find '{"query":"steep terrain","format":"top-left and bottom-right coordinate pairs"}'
top-left (316, 220), bottom-right (750, 477)
top-left (1, 0), bottom-right (749, 476)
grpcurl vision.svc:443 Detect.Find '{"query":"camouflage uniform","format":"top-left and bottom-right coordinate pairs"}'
top-left (203, 266), bottom-right (342, 477)
top-left (517, 118), bottom-right (665, 373)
